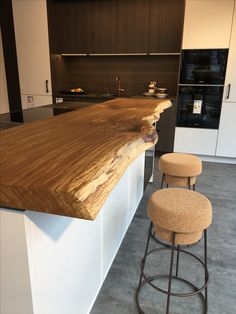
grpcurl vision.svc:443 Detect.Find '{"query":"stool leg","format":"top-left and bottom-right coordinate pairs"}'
top-left (204, 229), bottom-right (208, 312)
top-left (161, 173), bottom-right (165, 189)
top-left (166, 232), bottom-right (176, 314)
top-left (137, 222), bottom-right (153, 291)
top-left (188, 177), bottom-right (191, 190)
top-left (189, 179), bottom-right (196, 191)
top-left (175, 245), bottom-right (180, 278)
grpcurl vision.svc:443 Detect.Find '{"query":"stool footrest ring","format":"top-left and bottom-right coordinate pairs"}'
top-left (140, 247), bottom-right (209, 297)
top-left (136, 276), bottom-right (207, 314)
top-left (136, 244), bottom-right (208, 314)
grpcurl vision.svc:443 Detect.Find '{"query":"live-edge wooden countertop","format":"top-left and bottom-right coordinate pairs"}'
top-left (0, 98), bottom-right (171, 220)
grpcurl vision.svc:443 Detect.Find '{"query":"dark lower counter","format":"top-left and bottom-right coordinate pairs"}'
top-left (0, 100), bottom-right (105, 130)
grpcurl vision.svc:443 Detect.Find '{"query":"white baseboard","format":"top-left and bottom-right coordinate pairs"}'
top-left (196, 154), bottom-right (236, 164)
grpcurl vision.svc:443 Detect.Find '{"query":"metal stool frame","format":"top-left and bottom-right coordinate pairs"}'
top-left (136, 222), bottom-right (209, 314)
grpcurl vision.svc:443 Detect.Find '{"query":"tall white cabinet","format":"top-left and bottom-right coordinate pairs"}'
top-left (174, 0), bottom-right (236, 160)
top-left (12, 0), bottom-right (52, 109)
top-left (182, 0), bottom-right (234, 49)
top-left (216, 3), bottom-right (236, 158)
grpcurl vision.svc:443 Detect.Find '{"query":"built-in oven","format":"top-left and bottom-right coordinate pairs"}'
top-left (177, 49), bottom-right (228, 129)
top-left (176, 86), bottom-right (224, 129)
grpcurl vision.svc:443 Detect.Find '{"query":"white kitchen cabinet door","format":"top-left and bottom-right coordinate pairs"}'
top-left (24, 211), bottom-right (102, 314)
top-left (21, 95), bottom-right (53, 109)
top-left (128, 153), bottom-right (144, 223)
top-left (224, 3), bottom-right (236, 102)
top-left (216, 102), bottom-right (236, 157)
top-left (12, 0), bottom-right (52, 100)
top-left (182, 0), bottom-right (234, 49)
top-left (101, 170), bottom-right (129, 281)
top-left (174, 127), bottom-right (218, 156)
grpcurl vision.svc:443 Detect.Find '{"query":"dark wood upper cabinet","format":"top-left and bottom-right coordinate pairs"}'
top-left (116, 0), bottom-right (149, 53)
top-left (149, 0), bottom-right (185, 53)
top-left (47, 0), bottom-right (185, 54)
top-left (47, 1), bottom-right (90, 54)
top-left (48, 0), bottom-right (116, 54)
top-left (87, 0), bottom-right (117, 53)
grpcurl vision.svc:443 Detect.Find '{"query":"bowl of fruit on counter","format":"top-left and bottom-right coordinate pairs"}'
top-left (62, 88), bottom-right (85, 94)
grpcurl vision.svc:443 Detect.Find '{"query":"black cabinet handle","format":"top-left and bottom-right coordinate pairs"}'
top-left (226, 83), bottom-right (231, 99)
top-left (46, 80), bottom-right (49, 93)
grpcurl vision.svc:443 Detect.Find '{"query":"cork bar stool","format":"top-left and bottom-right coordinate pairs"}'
top-left (153, 153), bottom-right (203, 246)
top-left (159, 153), bottom-right (202, 191)
top-left (136, 188), bottom-right (212, 314)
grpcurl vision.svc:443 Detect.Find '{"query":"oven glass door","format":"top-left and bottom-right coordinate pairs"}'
top-left (176, 86), bottom-right (223, 129)
top-left (180, 49), bottom-right (228, 85)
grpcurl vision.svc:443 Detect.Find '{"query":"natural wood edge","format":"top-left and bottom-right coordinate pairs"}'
top-left (0, 99), bottom-right (172, 220)
top-left (73, 99), bottom-right (172, 220)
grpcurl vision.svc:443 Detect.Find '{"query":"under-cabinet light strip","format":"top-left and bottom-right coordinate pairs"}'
top-left (61, 52), bottom-right (180, 56)
top-left (179, 84), bottom-right (224, 87)
top-left (149, 52), bottom-right (180, 55)
top-left (61, 53), bottom-right (147, 56)
top-left (61, 53), bottom-right (88, 56)
top-left (89, 53), bottom-right (147, 56)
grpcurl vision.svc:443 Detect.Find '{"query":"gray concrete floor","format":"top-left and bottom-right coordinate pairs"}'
top-left (91, 159), bottom-right (236, 314)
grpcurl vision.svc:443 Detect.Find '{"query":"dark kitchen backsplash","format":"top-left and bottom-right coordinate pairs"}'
top-left (52, 55), bottom-right (180, 97)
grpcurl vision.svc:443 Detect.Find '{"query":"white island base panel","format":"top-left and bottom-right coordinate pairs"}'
top-left (0, 153), bottom-right (145, 314)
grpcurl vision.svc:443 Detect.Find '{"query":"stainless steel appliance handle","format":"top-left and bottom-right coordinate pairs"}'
top-left (226, 83), bottom-right (231, 99)
top-left (46, 80), bottom-right (49, 93)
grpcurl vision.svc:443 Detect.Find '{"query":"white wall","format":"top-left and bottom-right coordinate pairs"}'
top-left (0, 29), bottom-right (10, 114)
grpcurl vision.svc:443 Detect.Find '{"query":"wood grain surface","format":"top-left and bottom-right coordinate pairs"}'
top-left (0, 98), bottom-right (171, 219)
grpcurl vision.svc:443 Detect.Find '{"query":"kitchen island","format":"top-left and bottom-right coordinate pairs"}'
top-left (0, 98), bottom-right (171, 219)
top-left (0, 98), bottom-right (171, 314)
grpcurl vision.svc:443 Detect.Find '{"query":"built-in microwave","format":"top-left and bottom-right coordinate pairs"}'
top-left (180, 49), bottom-right (228, 85)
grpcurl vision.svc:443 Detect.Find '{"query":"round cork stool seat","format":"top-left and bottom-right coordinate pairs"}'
top-left (159, 153), bottom-right (202, 189)
top-left (148, 188), bottom-right (212, 245)
top-left (136, 188), bottom-right (212, 314)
